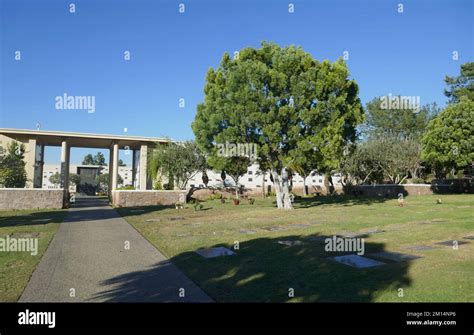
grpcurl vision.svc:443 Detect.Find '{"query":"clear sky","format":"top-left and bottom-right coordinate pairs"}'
top-left (1, 0), bottom-right (472, 164)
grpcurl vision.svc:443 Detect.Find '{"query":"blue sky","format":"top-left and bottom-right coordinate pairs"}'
top-left (1, 0), bottom-right (472, 164)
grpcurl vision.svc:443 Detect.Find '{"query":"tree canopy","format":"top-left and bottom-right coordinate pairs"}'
top-left (421, 97), bottom-right (474, 176)
top-left (364, 97), bottom-right (439, 139)
top-left (82, 152), bottom-right (107, 166)
top-left (0, 142), bottom-right (27, 188)
top-left (148, 141), bottom-right (207, 190)
top-left (192, 42), bottom-right (363, 208)
top-left (444, 62), bottom-right (474, 104)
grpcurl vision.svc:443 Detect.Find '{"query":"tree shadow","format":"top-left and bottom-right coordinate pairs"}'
top-left (91, 234), bottom-right (412, 302)
top-left (430, 179), bottom-right (474, 194)
top-left (89, 260), bottom-right (212, 302)
top-left (117, 204), bottom-right (175, 218)
top-left (0, 209), bottom-right (67, 228)
top-left (293, 195), bottom-right (389, 208)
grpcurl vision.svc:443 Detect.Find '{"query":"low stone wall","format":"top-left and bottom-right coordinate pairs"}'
top-left (0, 188), bottom-right (64, 210)
top-left (351, 184), bottom-right (451, 197)
top-left (190, 185), bottom-right (343, 200)
top-left (111, 190), bottom-right (187, 207)
top-left (351, 182), bottom-right (473, 197)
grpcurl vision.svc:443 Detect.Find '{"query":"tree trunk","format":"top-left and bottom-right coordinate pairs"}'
top-left (262, 171), bottom-right (266, 198)
top-left (303, 175), bottom-right (308, 196)
top-left (271, 168), bottom-right (293, 210)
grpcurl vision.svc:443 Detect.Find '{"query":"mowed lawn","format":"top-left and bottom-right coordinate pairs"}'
top-left (0, 209), bottom-right (67, 301)
top-left (119, 194), bottom-right (474, 302)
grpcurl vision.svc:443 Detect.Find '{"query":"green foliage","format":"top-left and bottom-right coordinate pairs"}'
top-left (49, 172), bottom-right (60, 186)
top-left (117, 185), bottom-right (134, 190)
top-left (0, 142), bottom-right (27, 188)
top-left (148, 141), bottom-right (207, 190)
top-left (192, 42), bottom-right (363, 207)
top-left (96, 173), bottom-right (123, 193)
top-left (153, 177), bottom-right (163, 190)
top-left (364, 97), bottom-right (438, 139)
top-left (209, 155), bottom-right (249, 187)
top-left (207, 193), bottom-right (223, 200)
top-left (444, 62), bottom-right (474, 104)
top-left (82, 154), bottom-right (95, 165)
top-left (82, 152), bottom-right (107, 166)
top-left (421, 98), bottom-right (474, 175)
top-left (69, 173), bottom-right (81, 186)
top-left (341, 135), bottom-right (422, 184)
top-left (49, 172), bottom-right (81, 187)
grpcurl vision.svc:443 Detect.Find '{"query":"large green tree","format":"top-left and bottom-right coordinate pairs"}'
top-left (444, 62), bottom-right (474, 104)
top-left (364, 97), bottom-right (439, 139)
top-left (421, 97), bottom-right (474, 177)
top-left (341, 134), bottom-right (422, 185)
top-left (192, 42), bottom-right (363, 209)
top-left (82, 152), bottom-right (107, 166)
top-left (0, 142), bottom-right (27, 188)
top-left (148, 141), bottom-right (207, 190)
top-left (82, 154), bottom-right (95, 165)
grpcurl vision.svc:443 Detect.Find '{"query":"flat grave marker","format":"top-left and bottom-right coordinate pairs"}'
top-left (9, 232), bottom-right (40, 238)
top-left (277, 240), bottom-right (304, 247)
top-left (330, 254), bottom-right (386, 269)
top-left (435, 240), bottom-right (469, 247)
top-left (405, 245), bottom-right (439, 251)
top-left (145, 218), bottom-right (161, 223)
top-left (262, 226), bottom-right (287, 232)
top-left (239, 229), bottom-right (257, 235)
top-left (289, 223), bottom-right (311, 229)
top-left (368, 251), bottom-right (421, 262)
top-left (196, 247), bottom-right (235, 258)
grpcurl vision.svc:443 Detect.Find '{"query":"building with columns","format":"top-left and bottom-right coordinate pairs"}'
top-left (0, 128), bottom-right (169, 203)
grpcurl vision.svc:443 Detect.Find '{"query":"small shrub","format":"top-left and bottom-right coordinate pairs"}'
top-left (411, 178), bottom-right (428, 184)
top-left (117, 185), bottom-right (135, 190)
top-left (248, 198), bottom-right (255, 205)
top-left (232, 198), bottom-right (240, 205)
top-left (208, 193), bottom-right (223, 200)
top-left (153, 179), bottom-right (163, 190)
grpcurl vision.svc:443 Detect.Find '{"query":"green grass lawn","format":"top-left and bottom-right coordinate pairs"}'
top-left (0, 208), bottom-right (67, 301)
top-left (118, 194), bottom-right (474, 302)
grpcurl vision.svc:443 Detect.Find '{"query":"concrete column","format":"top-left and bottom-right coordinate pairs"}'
top-left (34, 143), bottom-right (45, 188)
top-left (111, 143), bottom-right (119, 191)
top-left (139, 144), bottom-right (148, 190)
top-left (25, 139), bottom-right (37, 188)
top-left (60, 140), bottom-right (70, 206)
top-left (108, 147), bottom-right (113, 197)
top-left (131, 149), bottom-right (137, 189)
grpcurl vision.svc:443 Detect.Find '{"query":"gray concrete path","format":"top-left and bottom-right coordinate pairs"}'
top-left (20, 196), bottom-right (212, 302)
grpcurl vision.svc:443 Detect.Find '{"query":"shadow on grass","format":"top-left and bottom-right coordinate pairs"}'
top-left (293, 195), bottom-right (391, 209)
top-left (92, 233), bottom-right (412, 302)
top-left (0, 209), bottom-right (67, 228)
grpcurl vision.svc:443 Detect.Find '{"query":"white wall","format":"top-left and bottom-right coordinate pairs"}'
top-left (185, 163), bottom-right (342, 189)
top-left (42, 164), bottom-right (133, 189)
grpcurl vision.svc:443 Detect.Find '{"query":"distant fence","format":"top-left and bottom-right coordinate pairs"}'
top-left (0, 188), bottom-right (64, 210)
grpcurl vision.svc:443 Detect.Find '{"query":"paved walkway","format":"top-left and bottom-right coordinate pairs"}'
top-left (20, 196), bottom-right (212, 302)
